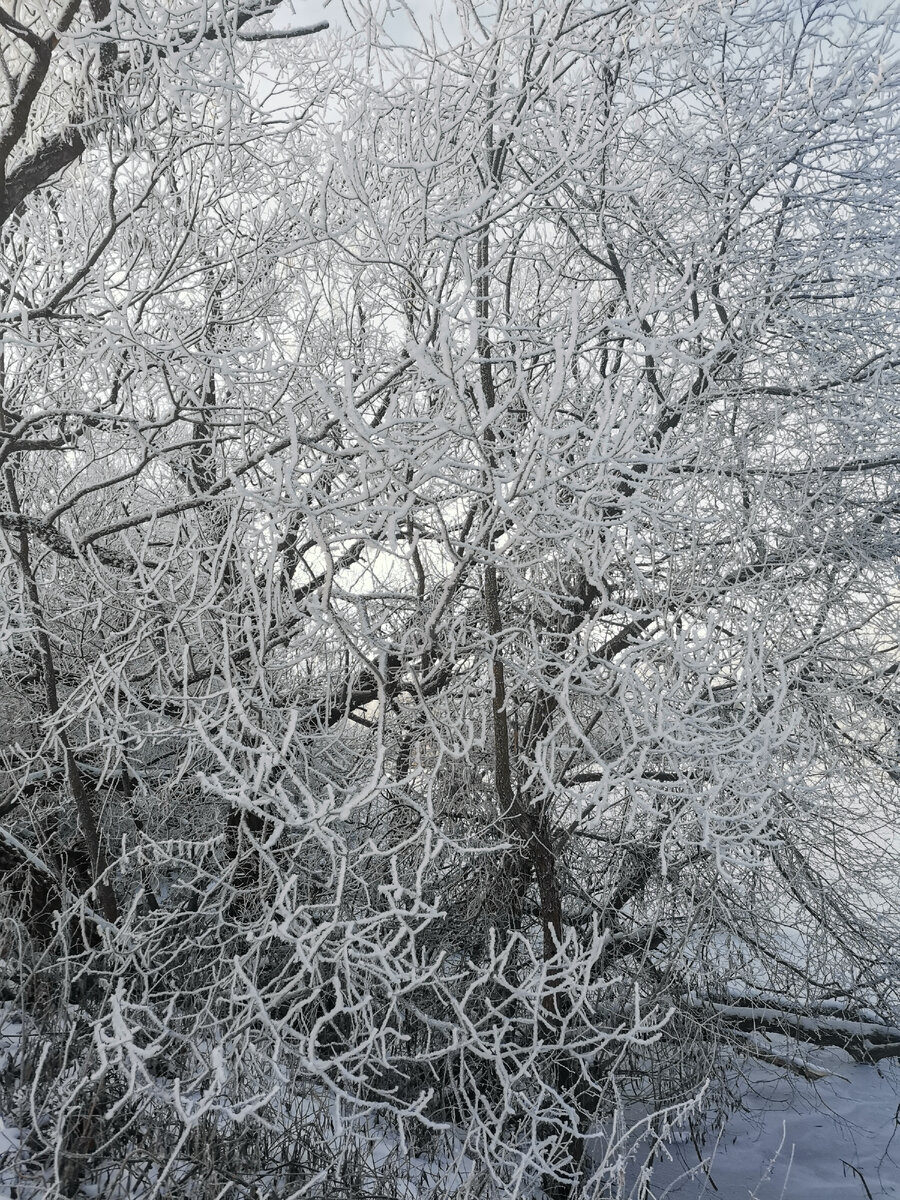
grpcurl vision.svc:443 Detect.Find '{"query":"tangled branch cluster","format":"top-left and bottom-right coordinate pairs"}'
top-left (0, 1), bottom-right (898, 1196)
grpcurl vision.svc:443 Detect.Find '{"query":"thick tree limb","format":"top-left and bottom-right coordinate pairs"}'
top-left (0, 0), bottom-right (83, 223)
top-left (0, 0), bottom-right (324, 227)
top-left (0, 509), bottom-right (146, 570)
top-left (705, 1002), bottom-right (900, 1063)
top-left (237, 20), bottom-right (328, 40)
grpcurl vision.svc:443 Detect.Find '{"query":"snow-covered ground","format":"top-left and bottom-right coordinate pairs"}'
top-left (649, 1051), bottom-right (900, 1199)
top-left (1, 992), bottom-right (898, 1200)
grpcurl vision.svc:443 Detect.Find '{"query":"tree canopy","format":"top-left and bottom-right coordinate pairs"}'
top-left (0, 2), bottom-right (898, 1197)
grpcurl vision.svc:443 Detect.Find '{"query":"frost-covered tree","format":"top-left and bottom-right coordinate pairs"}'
top-left (0, 1), bottom-right (899, 1197)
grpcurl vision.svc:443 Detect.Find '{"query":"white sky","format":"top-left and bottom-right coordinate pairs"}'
top-left (274, 0), bottom-right (464, 41)
top-left (288, 0), bottom-right (898, 27)
top-left (277, 0), bottom-right (898, 54)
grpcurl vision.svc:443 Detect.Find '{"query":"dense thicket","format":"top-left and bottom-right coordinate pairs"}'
top-left (0, 2), bottom-right (898, 1197)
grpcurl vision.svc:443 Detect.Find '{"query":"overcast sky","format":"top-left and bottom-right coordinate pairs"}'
top-left (274, 0), bottom-right (469, 42)
top-left (280, 0), bottom-right (897, 49)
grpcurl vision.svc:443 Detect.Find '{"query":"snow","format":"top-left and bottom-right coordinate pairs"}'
top-left (0, 1116), bottom-right (21, 1200)
top-left (0, 1118), bottom-right (19, 1159)
top-left (0, 1027), bottom-right (898, 1197)
top-left (648, 1050), bottom-right (900, 1199)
